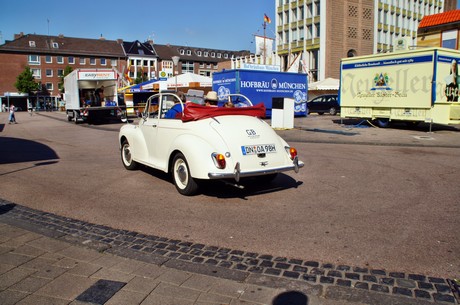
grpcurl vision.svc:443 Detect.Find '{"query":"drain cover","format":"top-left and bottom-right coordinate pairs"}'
top-left (76, 279), bottom-right (126, 304)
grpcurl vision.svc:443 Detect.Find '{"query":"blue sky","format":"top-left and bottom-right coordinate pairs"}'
top-left (0, 0), bottom-right (275, 51)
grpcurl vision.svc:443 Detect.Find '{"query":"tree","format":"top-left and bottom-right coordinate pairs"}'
top-left (15, 66), bottom-right (39, 94)
top-left (59, 66), bottom-right (73, 92)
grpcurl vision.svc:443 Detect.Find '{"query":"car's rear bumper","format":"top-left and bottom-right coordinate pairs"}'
top-left (208, 158), bottom-right (304, 181)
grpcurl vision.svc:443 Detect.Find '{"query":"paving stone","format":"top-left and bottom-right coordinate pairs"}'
top-left (196, 292), bottom-right (233, 304)
top-left (67, 262), bottom-right (102, 277)
top-left (0, 263), bottom-right (15, 275)
top-left (11, 244), bottom-right (47, 257)
top-left (207, 278), bottom-right (246, 298)
top-left (15, 294), bottom-right (70, 305)
top-left (90, 267), bottom-right (136, 283)
top-left (0, 289), bottom-right (29, 305)
top-left (141, 293), bottom-right (195, 305)
top-left (0, 252), bottom-right (34, 266)
top-left (105, 289), bottom-right (147, 305)
top-left (392, 286), bottom-right (412, 297)
top-left (9, 275), bottom-right (51, 293)
top-left (26, 237), bottom-right (70, 253)
top-left (36, 272), bottom-right (97, 300)
top-left (57, 245), bottom-right (103, 262)
top-left (433, 293), bottom-right (456, 303)
top-left (239, 284), bottom-right (283, 304)
top-left (115, 278), bottom-right (154, 297)
top-left (414, 289), bottom-right (431, 300)
top-left (0, 267), bottom-right (37, 290)
top-left (155, 268), bottom-right (192, 285)
top-left (396, 278), bottom-right (416, 288)
top-left (151, 282), bottom-right (200, 301)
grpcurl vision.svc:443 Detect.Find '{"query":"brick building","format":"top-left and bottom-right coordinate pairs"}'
top-left (0, 33), bottom-right (127, 110)
top-left (0, 33), bottom-right (250, 110)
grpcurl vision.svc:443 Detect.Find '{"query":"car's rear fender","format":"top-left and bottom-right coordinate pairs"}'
top-left (167, 134), bottom-right (227, 179)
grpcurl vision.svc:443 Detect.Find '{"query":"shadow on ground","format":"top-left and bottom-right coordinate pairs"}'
top-left (0, 137), bottom-right (59, 164)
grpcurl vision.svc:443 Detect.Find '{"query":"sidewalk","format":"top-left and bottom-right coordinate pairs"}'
top-left (0, 201), bottom-right (457, 305)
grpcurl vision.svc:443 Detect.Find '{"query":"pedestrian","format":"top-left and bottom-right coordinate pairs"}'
top-left (2, 103), bottom-right (6, 112)
top-left (9, 104), bottom-right (16, 124)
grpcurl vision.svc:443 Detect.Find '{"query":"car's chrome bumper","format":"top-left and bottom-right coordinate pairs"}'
top-left (208, 157), bottom-right (304, 181)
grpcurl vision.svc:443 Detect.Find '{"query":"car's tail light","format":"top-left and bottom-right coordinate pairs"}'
top-left (285, 146), bottom-right (298, 160)
top-left (212, 153), bottom-right (226, 169)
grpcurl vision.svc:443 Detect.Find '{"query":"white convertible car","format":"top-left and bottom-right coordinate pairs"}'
top-left (119, 92), bottom-right (304, 195)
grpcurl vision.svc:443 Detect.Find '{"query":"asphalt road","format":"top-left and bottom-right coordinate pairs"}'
top-left (1, 111), bottom-right (459, 281)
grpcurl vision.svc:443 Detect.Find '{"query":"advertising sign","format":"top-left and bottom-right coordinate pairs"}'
top-left (340, 52), bottom-right (435, 108)
top-left (77, 70), bottom-right (116, 80)
top-left (212, 70), bottom-right (308, 116)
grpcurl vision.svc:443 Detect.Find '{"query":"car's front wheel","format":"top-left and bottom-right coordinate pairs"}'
top-left (172, 153), bottom-right (199, 196)
top-left (121, 140), bottom-right (138, 170)
top-left (329, 107), bottom-right (337, 115)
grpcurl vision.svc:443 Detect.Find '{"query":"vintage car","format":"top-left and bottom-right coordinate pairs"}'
top-left (119, 92), bottom-right (304, 195)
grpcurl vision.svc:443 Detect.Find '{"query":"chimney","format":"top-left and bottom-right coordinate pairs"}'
top-left (58, 34), bottom-right (64, 38)
top-left (117, 39), bottom-right (123, 44)
top-left (14, 32), bottom-right (24, 40)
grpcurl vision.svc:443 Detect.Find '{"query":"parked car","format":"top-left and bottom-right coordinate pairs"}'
top-left (307, 94), bottom-right (340, 115)
top-left (119, 92), bottom-right (304, 196)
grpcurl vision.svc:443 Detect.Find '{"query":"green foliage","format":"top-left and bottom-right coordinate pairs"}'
top-left (59, 66), bottom-right (74, 92)
top-left (14, 66), bottom-right (39, 94)
top-left (134, 71), bottom-right (148, 84)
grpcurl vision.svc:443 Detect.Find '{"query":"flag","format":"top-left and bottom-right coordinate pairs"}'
top-left (264, 14), bottom-right (271, 24)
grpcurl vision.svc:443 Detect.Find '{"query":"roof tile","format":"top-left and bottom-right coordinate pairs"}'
top-left (419, 9), bottom-right (460, 28)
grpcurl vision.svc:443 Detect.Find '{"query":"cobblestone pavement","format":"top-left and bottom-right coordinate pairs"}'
top-left (0, 200), bottom-right (458, 305)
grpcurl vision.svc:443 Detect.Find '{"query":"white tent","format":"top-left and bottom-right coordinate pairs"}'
top-left (166, 72), bottom-right (212, 88)
top-left (142, 72), bottom-right (212, 90)
top-left (308, 78), bottom-right (339, 90)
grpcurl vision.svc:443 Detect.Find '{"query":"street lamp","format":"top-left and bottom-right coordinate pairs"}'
top-left (171, 56), bottom-right (180, 91)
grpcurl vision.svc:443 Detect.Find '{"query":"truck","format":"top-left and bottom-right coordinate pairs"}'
top-left (212, 69), bottom-right (308, 117)
top-left (339, 47), bottom-right (460, 128)
top-left (64, 69), bottom-right (125, 123)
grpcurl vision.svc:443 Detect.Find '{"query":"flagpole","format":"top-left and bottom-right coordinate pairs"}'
top-left (263, 21), bottom-right (266, 65)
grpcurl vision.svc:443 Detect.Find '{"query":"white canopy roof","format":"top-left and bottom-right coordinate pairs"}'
top-left (142, 73), bottom-right (212, 90)
top-left (308, 77), bottom-right (339, 90)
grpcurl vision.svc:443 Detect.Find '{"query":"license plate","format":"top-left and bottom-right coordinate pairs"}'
top-left (241, 144), bottom-right (276, 155)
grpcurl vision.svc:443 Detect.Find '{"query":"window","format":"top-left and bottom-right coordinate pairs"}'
top-left (45, 56), bottom-right (52, 63)
top-left (28, 55), bottom-right (40, 64)
top-left (68, 57), bottom-right (75, 64)
top-left (101, 58), bottom-right (107, 65)
top-left (179, 49), bottom-right (185, 55)
top-left (186, 50), bottom-right (191, 55)
top-left (224, 54), bottom-right (228, 59)
top-left (57, 56), bottom-right (64, 64)
top-left (52, 42), bottom-right (59, 48)
top-left (31, 68), bottom-right (41, 79)
top-left (90, 58), bottom-right (96, 65)
top-left (204, 51), bottom-right (209, 57)
top-left (217, 53), bottom-right (221, 58)
top-left (197, 50), bottom-right (202, 56)
top-left (80, 57), bottom-right (86, 65)
top-left (29, 41), bottom-right (36, 47)
top-left (46, 69), bottom-right (53, 77)
top-left (442, 30), bottom-right (458, 50)
top-left (211, 52), bottom-right (215, 57)
top-left (57, 69), bottom-right (64, 77)
top-left (46, 83), bottom-right (53, 90)
top-left (181, 61), bottom-right (194, 73)
top-left (111, 59), bottom-right (117, 66)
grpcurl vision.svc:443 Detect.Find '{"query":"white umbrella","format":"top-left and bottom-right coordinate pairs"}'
top-left (308, 77), bottom-right (339, 90)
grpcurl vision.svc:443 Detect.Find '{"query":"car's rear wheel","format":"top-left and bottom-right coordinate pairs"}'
top-left (172, 153), bottom-right (199, 196)
top-left (121, 140), bottom-right (138, 170)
